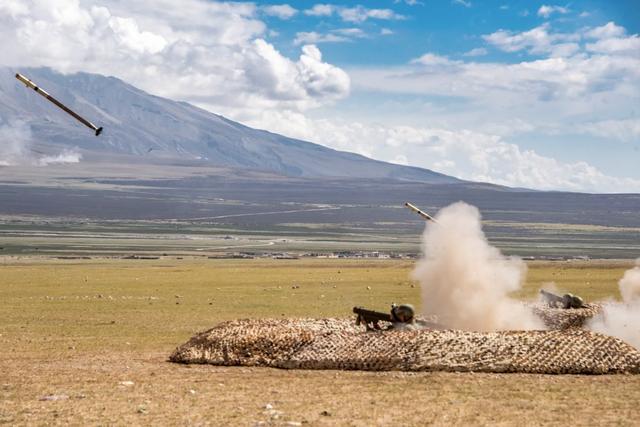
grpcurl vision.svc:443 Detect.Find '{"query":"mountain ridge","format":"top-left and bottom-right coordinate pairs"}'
top-left (0, 67), bottom-right (459, 184)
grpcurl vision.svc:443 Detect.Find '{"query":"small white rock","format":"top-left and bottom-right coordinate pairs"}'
top-left (39, 394), bottom-right (69, 401)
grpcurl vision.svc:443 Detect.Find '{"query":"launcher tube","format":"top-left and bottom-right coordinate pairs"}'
top-left (15, 73), bottom-right (102, 136)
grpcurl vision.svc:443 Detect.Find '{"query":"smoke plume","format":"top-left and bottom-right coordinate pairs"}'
top-left (412, 202), bottom-right (544, 331)
top-left (37, 148), bottom-right (82, 166)
top-left (588, 260), bottom-right (640, 349)
top-left (620, 263), bottom-right (640, 303)
top-left (0, 119), bottom-right (31, 166)
top-left (0, 119), bottom-right (81, 166)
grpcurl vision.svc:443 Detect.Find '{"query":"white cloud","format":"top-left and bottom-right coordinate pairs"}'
top-left (463, 47), bottom-right (487, 57)
top-left (395, 0), bottom-right (424, 5)
top-left (0, 0), bottom-right (29, 18)
top-left (333, 27), bottom-right (366, 37)
top-left (304, 4), bottom-right (334, 17)
top-left (108, 16), bottom-right (168, 54)
top-left (411, 53), bottom-right (461, 66)
top-left (452, 0), bottom-right (471, 8)
top-left (339, 6), bottom-right (404, 23)
top-left (391, 154), bottom-right (409, 165)
top-left (241, 41), bottom-right (350, 103)
top-left (1, 3), bottom-right (637, 192)
top-left (342, 22), bottom-right (640, 191)
top-left (350, 53), bottom-right (640, 121)
top-left (304, 4), bottom-right (404, 23)
top-left (585, 22), bottom-right (625, 39)
top-left (0, 0), bottom-right (350, 113)
top-left (548, 42), bottom-right (581, 57)
top-left (483, 23), bottom-right (579, 56)
top-left (246, 111), bottom-right (640, 193)
top-left (586, 35), bottom-right (640, 56)
top-left (294, 31), bottom-right (347, 45)
top-left (581, 119), bottom-right (640, 143)
top-left (381, 28), bottom-right (394, 36)
top-left (263, 4), bottom-right (297, 20)
top-left (537, 5), bottom-right (569, 18)
top-left (294, 28), bottom-right (366, 45)
top-left (296, 45), bottom-right (350, 98)
top-left (484, 21), bottom-right (640, 59)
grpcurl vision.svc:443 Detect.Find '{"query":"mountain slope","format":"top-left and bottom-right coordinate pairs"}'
top-left (0, 67), bottom-right (458, 184)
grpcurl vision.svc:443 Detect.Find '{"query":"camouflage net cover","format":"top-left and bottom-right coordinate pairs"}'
top-left (170, 316), bottom-right (640, 374)
top-left (531, 303), bottom-right (602, 330)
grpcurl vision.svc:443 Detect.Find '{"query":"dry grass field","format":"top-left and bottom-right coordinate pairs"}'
top-left (1, 258), bottom-right (639, 426)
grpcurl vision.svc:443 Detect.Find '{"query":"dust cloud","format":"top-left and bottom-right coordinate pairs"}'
top-left (588, 260), bottom-right (640, 349)
top-left (0, 119), bottom-right (81, 166)
top-left (411, 201), bottom-right (544, 331)
top-left (620, 262), bottom-right (640, 303)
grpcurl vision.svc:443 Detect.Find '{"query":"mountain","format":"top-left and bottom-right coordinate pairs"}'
top-left (0, 67), bottom-right (458, 184)
top-left (2, 69), bottom-right (640, 259)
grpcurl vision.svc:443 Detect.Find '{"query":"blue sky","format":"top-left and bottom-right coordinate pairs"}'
top-left (0, 0), bottom-right (639, 192)
top-left (253, 1), bottom-right (640, 191)
top-left (265, 1), bottom-right (639, 66)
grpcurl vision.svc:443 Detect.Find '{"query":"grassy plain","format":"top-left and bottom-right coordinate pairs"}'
top-left (1, 258), bottom-right (639, 426)
top-left (2, 214), bottom-right (640, 258)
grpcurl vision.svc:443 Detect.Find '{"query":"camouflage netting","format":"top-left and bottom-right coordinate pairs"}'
top-left (532, 303), bottom-right (603, 330)
top-left (170, 314), bottom-right (640, 374)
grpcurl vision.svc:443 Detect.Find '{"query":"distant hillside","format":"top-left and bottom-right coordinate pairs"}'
top-left (0, 67), bottom-right (458, 184)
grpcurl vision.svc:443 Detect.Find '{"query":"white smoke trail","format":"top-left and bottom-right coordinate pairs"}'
top-left (588, 260), bottom-right (640, 349)
top-left (37, 148), bottom-right (82, 166)
top-left (0, 119), bottom-right (31, 166)
top-left (0, 119), bottom-right (81, 166)
top-left (411, 201), bottom-right (545, 331)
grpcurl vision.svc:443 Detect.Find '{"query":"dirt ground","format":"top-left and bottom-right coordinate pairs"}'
top-left (3, 353), bottom-right (640, 426)
top-left (1, 258), bottom-right (639, 426)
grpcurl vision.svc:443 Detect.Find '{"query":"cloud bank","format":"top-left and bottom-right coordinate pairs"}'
top-left (0, 0), bottom-right (350, 114)
top-left (245, 110), bottom-right (640, 193)
top-left (330, 21), bottom-right (640, 192)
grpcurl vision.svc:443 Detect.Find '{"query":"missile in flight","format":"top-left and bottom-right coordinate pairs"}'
top-left (15, 73), bottom-right (103, 136)
top-left (404, 202), bottom-right (438, 223)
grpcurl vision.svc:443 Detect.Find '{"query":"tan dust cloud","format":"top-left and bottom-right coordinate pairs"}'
top-left (411, 202), bottom-right (544, 331)
top-left (589, 260), bottom-right (640, 349)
